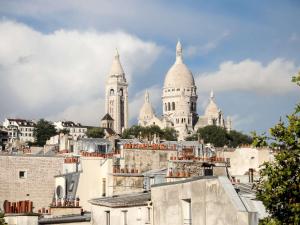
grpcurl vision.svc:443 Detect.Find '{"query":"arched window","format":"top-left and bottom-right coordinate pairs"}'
top-left (110, 89), bottom-right (114, 95)
top-left (165, 103), bottom-right (167, 111)
top-left (172, 102), bottom-right (175, 110)
top-left (168, 102), bottom-right (171, 111)
top-left (119, 88), bottom-right (123, 96)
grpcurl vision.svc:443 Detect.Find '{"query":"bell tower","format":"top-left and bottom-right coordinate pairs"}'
top-left (105, 49), bottom-right (128, 134)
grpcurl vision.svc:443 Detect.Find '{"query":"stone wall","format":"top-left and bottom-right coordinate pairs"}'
top-left (121, 149), bottom-right (176, 173)
top-left (169, 160), bottom-right (227, 177)
top-left (0, 155), bottom-right (64, 212)
top-left (112, 175), bottom-right (144, 195)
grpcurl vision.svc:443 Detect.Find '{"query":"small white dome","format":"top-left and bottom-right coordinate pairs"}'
top-left (139, 91), bottom-right (155, 120)
top-left (163, 41), bottom-right (195, 88)
top-left (205, 91), bottom-right (219, 117)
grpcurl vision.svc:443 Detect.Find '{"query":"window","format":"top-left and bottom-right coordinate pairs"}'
top-left (137, 208), bottom-right (142, 221)
top-left (110, 89), bottom-right (114, 95)
top-left (168, 102), bottom-right (171, 111)
top-left (105, 211), bottom-right (110, 225)
top-left (172, 102), bottom-right (175, 110)
top-left (102, 178), bottom-right (106, 197)
top-left (182, 199), bottom-right (191, 225)
top-left (56, 185), bottom-right (63, 198)
top-left (122, 210), bottom-right (128, 225)
top-left (19, 171), bottom-right (27, 179)
top-left (146, 207), bottom-right (151, 224)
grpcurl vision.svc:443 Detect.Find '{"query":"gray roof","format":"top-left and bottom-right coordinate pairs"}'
top-left (39, 212), bottom-right (91, 224)
top-left (101, 113), bottom-right (114, 121)
top-left (142, 168), bottom-right (168, 176)
top-left (78, 138), bottom-right (111, 144)
top-left (89, 192), bottom-right (151, 208)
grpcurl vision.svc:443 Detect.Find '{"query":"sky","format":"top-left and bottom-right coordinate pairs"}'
top-left (0, 0), bottom-right (299, 134)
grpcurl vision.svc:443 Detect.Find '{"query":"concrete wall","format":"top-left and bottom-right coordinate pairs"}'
top-left (75, 157), bottom-right (113, 211)
top-left (151, 176), bottom-right (258, 225)
top-left (5, 215), bottom-right (38, 225)
top-left (0, 155), bottom-right (64, 212)
top-left (224, 147), bottom-right (272, 177)
top-left (91, 204), bottom-right (150, 225)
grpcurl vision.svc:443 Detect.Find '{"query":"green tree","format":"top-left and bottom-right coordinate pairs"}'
top-left (86, 127), bottom-right (105, 138)
top-left (197, 125), bottom-right (229, 147)
top-left (122, 125), bottom-right (144, 139)
top-left (0, 212), bottom-right (7, 225)
top-left (228, 130), bottom-right (252, 147)
top-left (186, 125), bottom-right (252, 147)
top-left (33, 119), bottom-right (57, 146)
top-left (59, 128), bottom-right (70, 135)
top-left (162, 127), bottom-right (178, 141)
top-left (122, 125), bottom-right (177, 141)
top-left (253, 72), bottom-right (300, 225)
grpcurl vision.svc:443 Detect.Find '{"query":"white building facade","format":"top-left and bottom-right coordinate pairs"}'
top-left (53, 121), bottom-right (87, 140)
top-left (2, 118), bottom-right (35, 143)
top-left (104, 50), bottom-right (129, 134)
top-left (138, 42), bottom-right (232, 140)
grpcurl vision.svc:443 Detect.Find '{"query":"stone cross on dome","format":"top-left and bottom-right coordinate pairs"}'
top-left (145, 90), bottom-right (150, 103)
top-left (176, 40), bottom-right (183, 63)
top-left (210, 90), bottom-right (215, 100)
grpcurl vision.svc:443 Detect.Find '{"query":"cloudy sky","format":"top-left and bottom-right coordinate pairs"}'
top-left (0, 0), bottom-right (299, 134)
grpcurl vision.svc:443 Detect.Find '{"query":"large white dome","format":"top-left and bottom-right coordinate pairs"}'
top-left (163, 41), bottom-right (195, 88)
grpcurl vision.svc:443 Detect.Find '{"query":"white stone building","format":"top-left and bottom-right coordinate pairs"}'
top-left (53, 121), bottom-right (87, 140)
top-left (104, 50), bottom-right (129, 134)
top-left (138, 42), bottom-right (232, 140)
top-left (2, 118), bottom-right (35, 143)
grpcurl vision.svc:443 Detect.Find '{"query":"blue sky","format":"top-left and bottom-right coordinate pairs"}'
top-left (0, 0), bottom-right (299, 134)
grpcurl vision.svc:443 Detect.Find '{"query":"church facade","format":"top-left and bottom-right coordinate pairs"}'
top-left (138, 41), bottom-right (232, 140)
top-left (102, 42), bottom-right (231, 139)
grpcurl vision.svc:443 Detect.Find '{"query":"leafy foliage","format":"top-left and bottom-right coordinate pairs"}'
top-left (121, 125), bottom-right (178, 141)
top-left (162, 127), bottom-right (178, 141)
top-left (59, 128), bottom-right (70, 135)
top-left (253, 73), bottom-right (300, 225)
top-left (186, 125), bottom-right (252, 147)
top-left (86, 127), bottom-right (105, 138)
top-left (33, 119), bottom-right (57, 146)
top-left (0, 212), bottom-right (7, 225)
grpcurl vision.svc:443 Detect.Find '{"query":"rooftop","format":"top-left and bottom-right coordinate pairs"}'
top-left (89, 192), bottom-right (151, 208)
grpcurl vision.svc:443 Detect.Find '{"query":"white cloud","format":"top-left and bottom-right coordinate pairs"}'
top-left (0, 20), bottom-right (161, 125)
top-left (185, 30), bottom-right (230, 57)
top-left (195, 58), bottom-right (299, 94)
